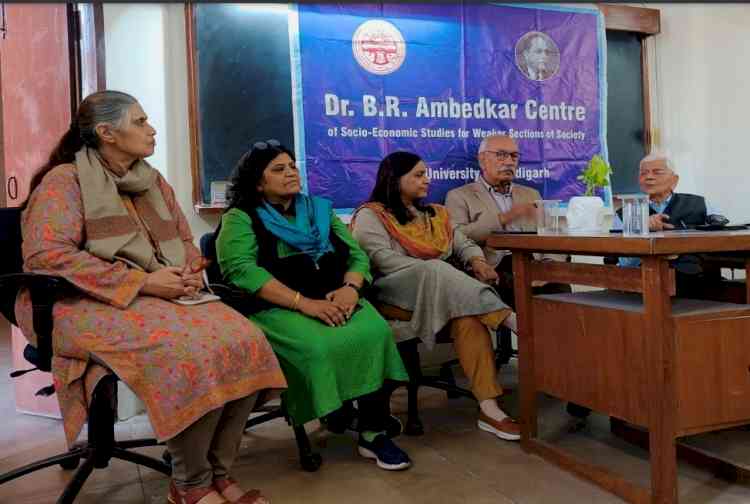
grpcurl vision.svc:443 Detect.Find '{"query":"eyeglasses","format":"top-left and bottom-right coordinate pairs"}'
top-left (252, 139), bottom-right (281, 150)
top-left (484, 150), bottom-right (520, 162)
top-left (639, 169), bottom-right (670, 177)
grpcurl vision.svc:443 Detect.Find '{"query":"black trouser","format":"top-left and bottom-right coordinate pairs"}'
top-left (495, 254), bottom-right (572, 306)
top-left (356, 387), bottom-right (392, 433)
top-left (495, 254), bottom-right (572, 362)
top-left (675, 270), bottom-right (725, 300)
top-left (323, 387), bottom-right (391, 433)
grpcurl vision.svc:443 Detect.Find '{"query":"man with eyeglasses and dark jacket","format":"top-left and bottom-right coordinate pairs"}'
top-left (614, 152), bottom-right (725, 298)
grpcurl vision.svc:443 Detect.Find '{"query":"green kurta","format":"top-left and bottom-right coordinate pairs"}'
top-left (216, 207), bottom-right (408, 425)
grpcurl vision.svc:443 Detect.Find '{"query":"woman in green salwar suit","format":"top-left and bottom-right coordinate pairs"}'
top-left (216, 140), bottom-right (412, 471)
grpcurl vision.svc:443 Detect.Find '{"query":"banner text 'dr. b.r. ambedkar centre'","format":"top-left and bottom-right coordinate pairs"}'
top-left (291, 3), bottom-right (607, 211)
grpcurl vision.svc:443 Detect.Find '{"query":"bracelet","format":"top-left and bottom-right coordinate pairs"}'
top-left (291, 291), bottom-right (301, 311)
top-left (343, 281), bottom-right (361, 293)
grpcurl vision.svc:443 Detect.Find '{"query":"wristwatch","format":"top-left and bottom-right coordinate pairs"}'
top-left (343, 281), bottom-right (361, 293)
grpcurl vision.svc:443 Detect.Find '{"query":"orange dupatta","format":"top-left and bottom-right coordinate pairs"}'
top-left (351, 202), bottom-right (453, 259)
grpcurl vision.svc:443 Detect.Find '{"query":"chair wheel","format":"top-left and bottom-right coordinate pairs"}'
top-left (403, 418), bottom-right (424, 436)
top-left (162, 449), bottom-right (172, 465)
top-left (300, 452), bottom-right (322, 472)
top-left (59, 456), bottom-right (80, 470)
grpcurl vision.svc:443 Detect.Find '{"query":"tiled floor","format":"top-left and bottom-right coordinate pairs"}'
top-left (2, 328), bottom-right (750, 503)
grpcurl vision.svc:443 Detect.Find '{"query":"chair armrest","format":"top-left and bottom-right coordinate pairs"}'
top-left (0, 273), bottom-right (71, 372)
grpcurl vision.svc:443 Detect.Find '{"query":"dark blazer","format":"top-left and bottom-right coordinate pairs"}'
top-left (616, 192), bottom-right (707, 228)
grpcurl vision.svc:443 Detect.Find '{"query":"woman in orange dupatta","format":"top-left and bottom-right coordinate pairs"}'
top-left (351, 151), bottom-right (520, 442)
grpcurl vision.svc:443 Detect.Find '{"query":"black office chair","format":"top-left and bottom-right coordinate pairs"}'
top-left (371, 303), bottom-right (476, 436)
top-left (0, 206), bottom-right (172, 503)
top-left (199, 231), bottom-right (322, 472)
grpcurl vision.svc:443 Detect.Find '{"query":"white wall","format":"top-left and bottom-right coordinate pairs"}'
top-left (648, 4), bottom-right (750, 222)
top-left (101, 4), bottom-right (750, 239)
top-left (103, 4), bottom-right (218, 243)
top-left (104, 5), bottom-right (168, 177)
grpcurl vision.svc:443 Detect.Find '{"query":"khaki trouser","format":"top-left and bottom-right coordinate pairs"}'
top-left (166, 392), bottom-right (259, 490)
top-left (376, 304), bottom-right (510, 403)
top-left (450, 310), bottom-right (511, 401)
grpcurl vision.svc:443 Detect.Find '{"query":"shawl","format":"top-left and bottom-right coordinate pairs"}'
top-left (351, 202), bottom-right (453, 259)
top-left (76, 147), bottom-right (185, 272)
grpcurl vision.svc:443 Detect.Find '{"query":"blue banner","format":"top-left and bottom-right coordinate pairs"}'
top-left (290, 2), bottom-right (608, 212)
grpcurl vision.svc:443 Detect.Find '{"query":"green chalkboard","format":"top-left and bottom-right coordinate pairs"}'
top-left (606, 30), bottom-right (646, 194)
top-left (193, 4), bottom-right (295, 204)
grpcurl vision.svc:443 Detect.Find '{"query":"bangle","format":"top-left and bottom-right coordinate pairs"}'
top-left (343, 281), bottom-right (361, 293)
top-left (291, 291), bottom-right (301, 311)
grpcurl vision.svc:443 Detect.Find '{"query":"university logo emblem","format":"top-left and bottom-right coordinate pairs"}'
top-left (352, 20), bottom-right (406, 75)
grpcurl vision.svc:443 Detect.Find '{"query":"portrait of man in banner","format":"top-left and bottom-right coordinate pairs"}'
top-left (515, 31), bottom-right (560, 81)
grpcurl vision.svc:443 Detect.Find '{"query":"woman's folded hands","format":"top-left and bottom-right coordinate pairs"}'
top-left (469, 257), bottom-right (499, 285)
top-left (298, 296), bottom-right (351, 327)
top-left (140, 266), bottom-right (205, 300)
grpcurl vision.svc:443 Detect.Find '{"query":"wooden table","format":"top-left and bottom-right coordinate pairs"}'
top-left (486, 230), bottom-right (750, 504)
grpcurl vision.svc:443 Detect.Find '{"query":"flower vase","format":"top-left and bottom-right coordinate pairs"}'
top-left (566, 196), bottom-right (605, 234)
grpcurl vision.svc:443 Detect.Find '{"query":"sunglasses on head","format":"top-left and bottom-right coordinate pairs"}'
top-left (252, 139), bottom-right (281, 150)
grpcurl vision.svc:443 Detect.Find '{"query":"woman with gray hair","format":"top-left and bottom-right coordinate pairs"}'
top-left (16, 90), bottom-right (286, 504)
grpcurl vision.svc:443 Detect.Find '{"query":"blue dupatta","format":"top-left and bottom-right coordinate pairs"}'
top-left (255, 194), bottom-right (334, 263)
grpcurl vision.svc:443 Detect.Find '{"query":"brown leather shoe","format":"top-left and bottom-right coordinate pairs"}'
top-left (477, 412), bottom-right (521, 441)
